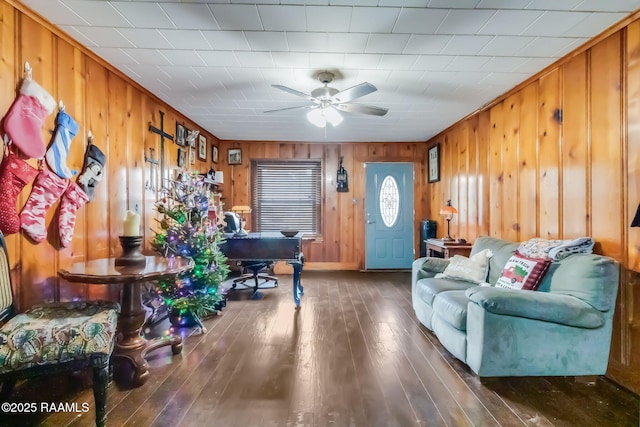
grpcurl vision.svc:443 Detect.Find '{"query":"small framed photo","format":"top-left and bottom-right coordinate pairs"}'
top-left (198, 134), bottom-right (207, 161)
top-left (177, 148), bottom-right (186, 168)
top-left (428, 143), bottom-right (440, 183)
top-left (175, 123), bottom-right (186, 146)
top-left (212, 145), bottom-right (219, 163)
top-left (189, 147), bottom-right (195, 164)
top-left (188, 128), bottom-right (196, 148)
top-left (228, 148), bottom-right (242, 165)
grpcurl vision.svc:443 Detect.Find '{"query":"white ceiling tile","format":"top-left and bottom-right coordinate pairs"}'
top-left (350, 7), bottom-right (399, 33)
top-left (281, 0), bottom-right (329, 5)
top-left (309, 53), bottom-right (346, 69)
top-left (522, 11), bottom-right (590, 36)
top-left (159, 3), bottom-right (219, 30)
top-left (160, 30), bottom-right (211, 49)
top-left (330, 0), bottom-right (379, 6)
top-left (478, 10), bottom-right (545, 35)
top-left (234, 51), bottom-right (276, 67)
top-left (287, 33), bottom-right (328, 52)
top-left (72, 26), bottom-right (135, 48)
top-left (412, 55), bottom-right (455, 70)
top-left (327, 33), bottom-right (369, 53)
top-left (196, 51), bottom-right (241, 67)
top-left (117, 28), bottom-right (172, 49)
top-left (365, 34), bottom-right (411, 54)
top-left (21, 0), bottom-right (88, 26)
top-left (446, 56), bottom-right (491, 71)
top-left (478, 35), bottom-right (535, 56)
top-left (90, 47), bottom-right (136, 65)
top-left (525, 0), bottom-right (583, 10)
top-left (517, 36), bottom-right (585, 57)
top-left (562, 12), bottom-right (628, 37)
top-left (344, 54), bottom-right (383, 69)
top-left (60, 1), bottom-right (131, 27)
top-left (377, 54), bottom-right (418, 70)
top-left (158, 50), bottom-right (207, 66)
top-left (257, 5), bottom-right (307, 31)
top-left (209, 4), bottom-right (263, 31)
top-left (479, 56), bottom-right (528, 72)
top-left (110, 2), bottom-right (175, 29)
top-left (272, 52), bottom-right (310, 68)
top-left (513, 57), bottom-right (556, 72)
top-left (436, 9), bottom-right (496, 35)
top-left (394, 8), bottom-right (449, 34)
top-left (403, 35), bottom-right (452, 54)
top-left (428, 0), bottom-right (480, 8)
top-left (440, 35), bottom-right (494, 55)
top-left (59, 26), bottom-right (98, 47)
top-left (306, 6), bottom-right (353, 32)
top-left (575, 0), bottom-right (640, 12)
top-left (379, 0), bottom-right (428, 6)
top-left (553, 37), bottom-right (588, 57)
top-left (120, 49), bottom-right (172, 65)
top-left (157, 65), bottom-right (203, 82)
top-left (244, 31), bottom-right (289, 51)
top-left (202, 31), bottom-right (251, 50)
top-left (476, 0), bottom-right (531, 9)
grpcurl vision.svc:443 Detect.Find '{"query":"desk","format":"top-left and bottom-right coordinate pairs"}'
top-left (58, 256), bottom-right (193, 386)
top-left (425, 238), bottom-right (473, 259)
top-left (220, 232), bottom-right (304, 306)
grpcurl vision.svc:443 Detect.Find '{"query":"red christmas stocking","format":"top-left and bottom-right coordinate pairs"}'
top-left (58, 181), bottom-right (89, 247)
top-left (20, 168), bottom-right (68, 243)
top-left (0, 152), bottom-right (38, 235)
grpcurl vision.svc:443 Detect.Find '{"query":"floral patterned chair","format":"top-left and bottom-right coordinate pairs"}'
top-left (0, 231), bottom-right (119, 427)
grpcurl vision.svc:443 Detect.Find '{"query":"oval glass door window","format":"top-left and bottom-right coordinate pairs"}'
top-left (379, 176), bottom-right (399, 227)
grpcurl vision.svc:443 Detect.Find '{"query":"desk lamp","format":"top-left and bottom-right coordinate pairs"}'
top-left (231, 205), bottom-right (251, 236)
top-left (439, 200), bottom-right (457, 242)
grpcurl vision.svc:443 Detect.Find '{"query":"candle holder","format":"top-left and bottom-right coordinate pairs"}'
top-left (115, 236), bottom-right (147, 266)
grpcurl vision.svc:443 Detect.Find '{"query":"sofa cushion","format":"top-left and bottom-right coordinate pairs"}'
top-left (415, 277), bottom-right (476, 307)
top-left (433, 290), bottom-right (469, 331)
top-left (495, 252), bottom-right (551, 291)
top-left (465, 286), bottom-right (605, 328)
top-left (470, 237), bottom-right (519, 285)
top-left (435, 249), bottom-right (493, 284)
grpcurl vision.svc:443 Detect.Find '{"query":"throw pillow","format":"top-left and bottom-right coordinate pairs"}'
top-left (435, 249), bottom-right (493, 284)
top-left (495, 251), bottom-right (552, 291)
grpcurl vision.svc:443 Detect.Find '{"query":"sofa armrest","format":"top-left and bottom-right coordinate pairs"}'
top-left (412, 257), bottom-right (449, 285)
top-left (465, 287), bottom-right (605, 328)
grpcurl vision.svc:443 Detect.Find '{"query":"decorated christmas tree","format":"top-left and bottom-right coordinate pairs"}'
top-left (150, 172), bottom-right (229, 328)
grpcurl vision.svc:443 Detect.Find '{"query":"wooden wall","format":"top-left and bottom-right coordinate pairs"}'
top-left (1, 1), bottom-right (216, 309)
top-left (215, 141), bottom-right (430, 271)
top-left (426, 21), bottom-right (640, 393)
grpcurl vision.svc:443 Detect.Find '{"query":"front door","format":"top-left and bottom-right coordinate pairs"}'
top-left (365, 163), bottom-right (414, 269)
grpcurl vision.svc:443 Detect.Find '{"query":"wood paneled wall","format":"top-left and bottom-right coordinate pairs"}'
top-left (427, 23), bottom-right (640, 393)
top-left (215, 141), bottom-right (430, 271)
top-left (1, 1), bottom-right (216, 309)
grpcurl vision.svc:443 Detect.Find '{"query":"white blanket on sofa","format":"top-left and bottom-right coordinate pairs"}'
top-left (517, 237), bottom-right (594, 261)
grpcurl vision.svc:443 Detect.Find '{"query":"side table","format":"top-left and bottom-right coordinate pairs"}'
top-left (58, 256), bottom-right (193, 386)
top-left (425, 238), bottom-right (473, 259)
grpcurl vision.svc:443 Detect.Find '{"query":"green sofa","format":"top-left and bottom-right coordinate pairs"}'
top-left (411, 236), bottom-right (620, 377)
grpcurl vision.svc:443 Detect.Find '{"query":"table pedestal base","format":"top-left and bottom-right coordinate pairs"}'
top-left (112, 336), bottom-right (183, 386)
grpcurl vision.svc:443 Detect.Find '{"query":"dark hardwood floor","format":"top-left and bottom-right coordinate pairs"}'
top-left (3, 271), bottom-right (639, 426)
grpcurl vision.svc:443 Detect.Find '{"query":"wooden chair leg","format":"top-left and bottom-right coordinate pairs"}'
top-left (0, 379), bottom-right (17, 401)
top-left (92, 363), bottom-right (109, 427)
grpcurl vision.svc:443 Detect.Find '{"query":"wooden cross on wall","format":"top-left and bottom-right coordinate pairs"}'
top-left (148, 110), bottom-right (174, 192)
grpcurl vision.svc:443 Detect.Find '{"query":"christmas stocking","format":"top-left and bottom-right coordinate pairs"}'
top-left (58, 181), bottom-right (89, 247)
top-left (77, 141), bottom-right (105, 202)
top-left (45, 108), bottom-right (79, 179)
top-left (0, 152), bottom-right (38, 235)
top-left (20, 168), bottom-right (68, 243)
top-left (1, 78), bottom-right (56, 159)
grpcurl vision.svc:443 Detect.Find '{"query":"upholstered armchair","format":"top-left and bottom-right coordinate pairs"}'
top-left (0, 231), bottom-right (119, 427)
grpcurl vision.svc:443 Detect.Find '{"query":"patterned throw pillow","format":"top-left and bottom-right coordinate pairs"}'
top-left (435, 249), bottom-right (493, 284)
top-left (495, 251), bottom-right (552, 291)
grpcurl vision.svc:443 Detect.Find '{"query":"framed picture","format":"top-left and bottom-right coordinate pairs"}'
top-left (428, 144), bottom-right (440, 183)
top-left (212, 145), bottom-right (219, 163)
top-left (177, 148), bottom-right (186, 167)
top-left (175, 123), bottom-right (186, 146)
top-left (198, 134), bottom-right (207, 161)
top-left (188, 128), bottom-right (196, 148)
top-left (189, 147), bottom-right (195, 164)
top-left (228, 148), bottom-right (242, 165)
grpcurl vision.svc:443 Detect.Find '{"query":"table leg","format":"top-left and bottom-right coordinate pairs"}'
top-left (291, 257), bottom-right (304, 307)
top-left (112, 281), bottom-right (182, 386)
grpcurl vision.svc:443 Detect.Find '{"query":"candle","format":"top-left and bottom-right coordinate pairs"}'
top-left (123, 210), bottom-right (141, 236)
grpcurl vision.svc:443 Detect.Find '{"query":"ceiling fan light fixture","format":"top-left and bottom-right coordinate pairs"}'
top-left (306, 108), bottom-right (326, 128)
top-left (324, 107), bottom-right (343, 126)
top-left (306, 107), bottom-right (343, 128)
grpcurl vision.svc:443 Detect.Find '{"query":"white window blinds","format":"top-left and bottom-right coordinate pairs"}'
top-left (252, 160), bottom-right (322, 234)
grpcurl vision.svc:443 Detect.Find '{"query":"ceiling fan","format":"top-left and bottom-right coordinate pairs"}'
top-left (265, 71), bottom-right (388, 128)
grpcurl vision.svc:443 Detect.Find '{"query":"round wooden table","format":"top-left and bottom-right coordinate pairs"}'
top-left (58, 256), bottom-right (193, 386)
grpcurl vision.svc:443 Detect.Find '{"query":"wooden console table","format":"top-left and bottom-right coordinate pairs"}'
top-left (58, 256), bottom-right (193, 386)
top-left (425, 238), bottom-right (473, 259)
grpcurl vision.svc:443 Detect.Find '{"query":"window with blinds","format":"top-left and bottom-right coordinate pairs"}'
top-left (252, 160), bottom-right (322, 234)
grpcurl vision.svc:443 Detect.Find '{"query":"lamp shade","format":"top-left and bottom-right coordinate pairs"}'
top-left (231, 205), bottom-right (251, 214)
top-left (306, 107), bottom-right (343, 128)
top-left (439, 200), bottom-right (457, 217)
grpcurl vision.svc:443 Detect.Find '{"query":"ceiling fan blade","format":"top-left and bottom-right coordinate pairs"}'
top-left (331, 82), bottom-right (377, 103)
top-left (335, 103), bottom-right (388, 116)
top-left (271, 85), bottom-right (315, 101)
top-left (264, 105), bottom-right (316, 114)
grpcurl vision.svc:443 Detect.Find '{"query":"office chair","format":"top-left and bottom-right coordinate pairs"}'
top-left (0, 231), bottom-right (119, 427)
top-left (231, 261), bottom-right (279, 296)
